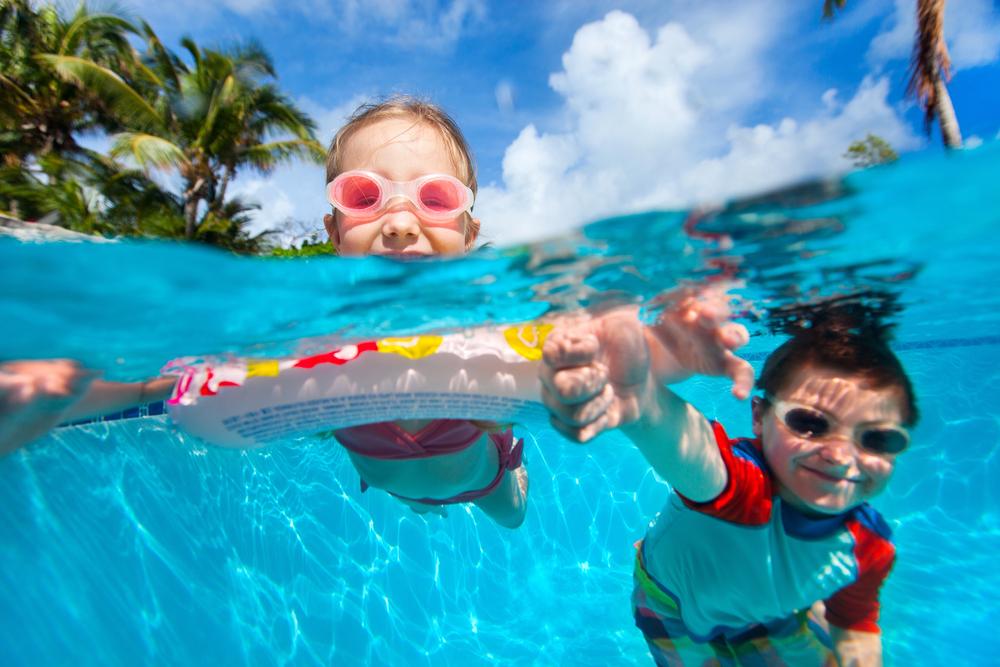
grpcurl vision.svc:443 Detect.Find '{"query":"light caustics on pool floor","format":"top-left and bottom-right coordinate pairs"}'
top-left (2, 337), bottom-right (999, 666)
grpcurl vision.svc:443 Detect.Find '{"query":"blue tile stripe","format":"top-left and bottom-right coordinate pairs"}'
top-left (741, 334), bottom-right (1000, 361)
top-left (61, 400), bottom-right (166, 427)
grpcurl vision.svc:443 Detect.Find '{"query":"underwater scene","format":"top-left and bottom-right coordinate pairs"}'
top-left (2, 143), bottom-right (999, 665)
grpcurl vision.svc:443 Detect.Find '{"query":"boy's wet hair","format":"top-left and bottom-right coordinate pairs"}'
top-left (757, 301), bottom-right (919, 426)
top-left (325, 96), bottom-right (477, 194)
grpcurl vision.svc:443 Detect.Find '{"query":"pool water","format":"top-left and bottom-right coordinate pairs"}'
top-left (1, 142), bottom-right (998, 665)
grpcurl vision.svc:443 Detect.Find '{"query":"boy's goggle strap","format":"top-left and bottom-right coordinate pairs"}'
top-left (327, 170), bottom-right (474, 222)
top-left (764, 394), bottom-right (910, 455)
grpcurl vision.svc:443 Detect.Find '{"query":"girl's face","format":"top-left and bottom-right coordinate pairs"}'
top-left (324, 117), bottom-right (478, 257)
top-left (753, 365), bottom-right (905, 516)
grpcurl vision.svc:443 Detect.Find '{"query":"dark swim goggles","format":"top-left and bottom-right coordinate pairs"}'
top-left (766, 394), bottom-right (910, 455)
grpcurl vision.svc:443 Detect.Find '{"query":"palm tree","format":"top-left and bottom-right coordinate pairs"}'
top-left (0, 149), bottom-right (180, 236)
top-left (908, 0), bottom-right (961, 148)
top-left (821, 0), bottom-right (846, 19)
top-left (109, 26), bottom-right (325, 239)
top-left (0, 0), bottom-right (158, 166)
top-left (822, 0), bottom-right (962, 149)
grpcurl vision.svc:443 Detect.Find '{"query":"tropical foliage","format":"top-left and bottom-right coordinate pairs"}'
top-left (844, 134), bottom-right (899, 168)
top-left (0, 0), bottom-right (324, 251)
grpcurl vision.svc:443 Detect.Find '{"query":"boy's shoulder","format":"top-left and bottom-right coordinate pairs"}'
top-left (847, 503), bottom-right (894, 542)
top-left (711, 421), bottom-right (769, 471)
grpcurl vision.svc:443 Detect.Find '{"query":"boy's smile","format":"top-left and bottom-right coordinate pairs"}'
top-left (753, 365), bottom-right (905, 516)
top-left (323, 117), bottom-right (478, 257)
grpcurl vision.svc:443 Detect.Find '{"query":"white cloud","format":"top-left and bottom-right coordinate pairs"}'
top-left (476, 10), bottom-right (919, 245)
top-left (494, 80), bottom-right (516, 114)
top-left (868, 0), bottom-right (1000, 70)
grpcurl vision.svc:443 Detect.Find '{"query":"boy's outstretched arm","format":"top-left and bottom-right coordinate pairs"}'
top-left (539, 287), bottom-right (753, 502)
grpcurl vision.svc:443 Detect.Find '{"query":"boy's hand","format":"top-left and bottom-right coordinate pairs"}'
top-left (645, 285), bottom-right (754, 395)
top-left (539, 285), bottom-right (753, 443)
top-left (540, 308), bottom-right (654, 443)
top-left (0, 359), bottom-right (99, 455)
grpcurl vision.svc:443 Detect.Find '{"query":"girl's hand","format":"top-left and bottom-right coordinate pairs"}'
top-left (0, 359), bottom-right (99, 455)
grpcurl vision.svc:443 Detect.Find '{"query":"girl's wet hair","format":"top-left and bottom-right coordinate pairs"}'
top-left (325, 96), bottom-right (477, 194)
top-left (757, 298), bottom-right (919, 426)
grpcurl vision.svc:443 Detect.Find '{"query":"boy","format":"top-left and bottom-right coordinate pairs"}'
top-left (540, 289), bottom-right (916, 666)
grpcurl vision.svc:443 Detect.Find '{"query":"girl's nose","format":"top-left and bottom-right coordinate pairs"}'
top-left (380, 206), bottom-right (421, 238)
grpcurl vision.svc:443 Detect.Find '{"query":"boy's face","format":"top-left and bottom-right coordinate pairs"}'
top-left (323, 117), bottom-right (478, 257)
top-left (753, 365), bottom-right (905, 516)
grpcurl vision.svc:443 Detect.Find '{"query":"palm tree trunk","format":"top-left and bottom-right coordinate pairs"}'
top-left (183, 176), bottom-right (206, 238)
top-left (183, 198), bottom-right (198, 239)
top-left (215, 167), bottom-right (233, 211)
top-left (934, 78), bottom-right (962, 148)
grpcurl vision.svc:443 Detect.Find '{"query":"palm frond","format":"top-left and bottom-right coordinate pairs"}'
top-left (37, 54), bottom-right (163, 131)
top-left (58, 11), bottom-right (136, 56)
top-left (242, 139), bottom-right (326, 171)
top-left (110, 132), bottom-right (186, 171)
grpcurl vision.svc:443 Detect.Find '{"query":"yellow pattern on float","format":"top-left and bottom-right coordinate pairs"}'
top-left (503, 324), bottom-right (553, 360)
top-left (246, 360), bottom-right (280, 377)
top-left (378, 336), bottom-right (444, 359)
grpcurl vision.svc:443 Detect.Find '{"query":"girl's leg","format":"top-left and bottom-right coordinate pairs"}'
top-left (472, 464), bottom-right (528, 529)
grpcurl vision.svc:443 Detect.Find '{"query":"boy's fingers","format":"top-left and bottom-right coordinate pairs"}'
top-left (538, 364), bottom-right (607, 404)
top-left (718, 322), bottom-right (750, 350)
top-left (542, 330), bottom-right (600, 369)
top-left (549, 411), bottom-right (610, 444)
top-left (540, 383), bottom-right (613, 427)
top-left (726, 354), bottom-right (756, 400)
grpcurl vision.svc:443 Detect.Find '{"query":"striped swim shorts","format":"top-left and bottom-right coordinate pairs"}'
top-left (632, 546), bottom-right (834, 667)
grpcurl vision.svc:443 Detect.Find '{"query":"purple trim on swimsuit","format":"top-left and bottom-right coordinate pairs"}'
top-left (334, 419), bottom-right (483, 460)
top-left (335, 420), bottom-right (524, 506)
top-left (397, 429), bottom-right (524, 505)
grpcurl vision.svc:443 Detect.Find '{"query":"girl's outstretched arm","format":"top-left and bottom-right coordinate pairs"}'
top-left (0, 360), bottom-right (174, 455)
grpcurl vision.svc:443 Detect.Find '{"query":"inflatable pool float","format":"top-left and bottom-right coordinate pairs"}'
top-left (165, 325), bottom-right (552, 447)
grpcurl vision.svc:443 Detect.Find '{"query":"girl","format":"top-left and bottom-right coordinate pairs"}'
top-left (0, 98), bottom-right (529, 529)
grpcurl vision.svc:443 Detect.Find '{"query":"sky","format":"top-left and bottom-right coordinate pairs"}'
top-left (111, 0), bottom-right (1000, 246)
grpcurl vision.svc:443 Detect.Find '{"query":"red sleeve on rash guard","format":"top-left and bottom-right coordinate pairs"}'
top-left (678, 421), bottom-right (774, 526)
top-left (825, 518), bottom-right (896, 633)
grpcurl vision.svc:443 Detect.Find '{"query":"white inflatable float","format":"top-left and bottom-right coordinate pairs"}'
top-left (165, 324), bottom-right (552, 447)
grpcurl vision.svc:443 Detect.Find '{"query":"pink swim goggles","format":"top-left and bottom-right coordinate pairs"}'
top-left (326, 170), bottom-right (475, 224)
